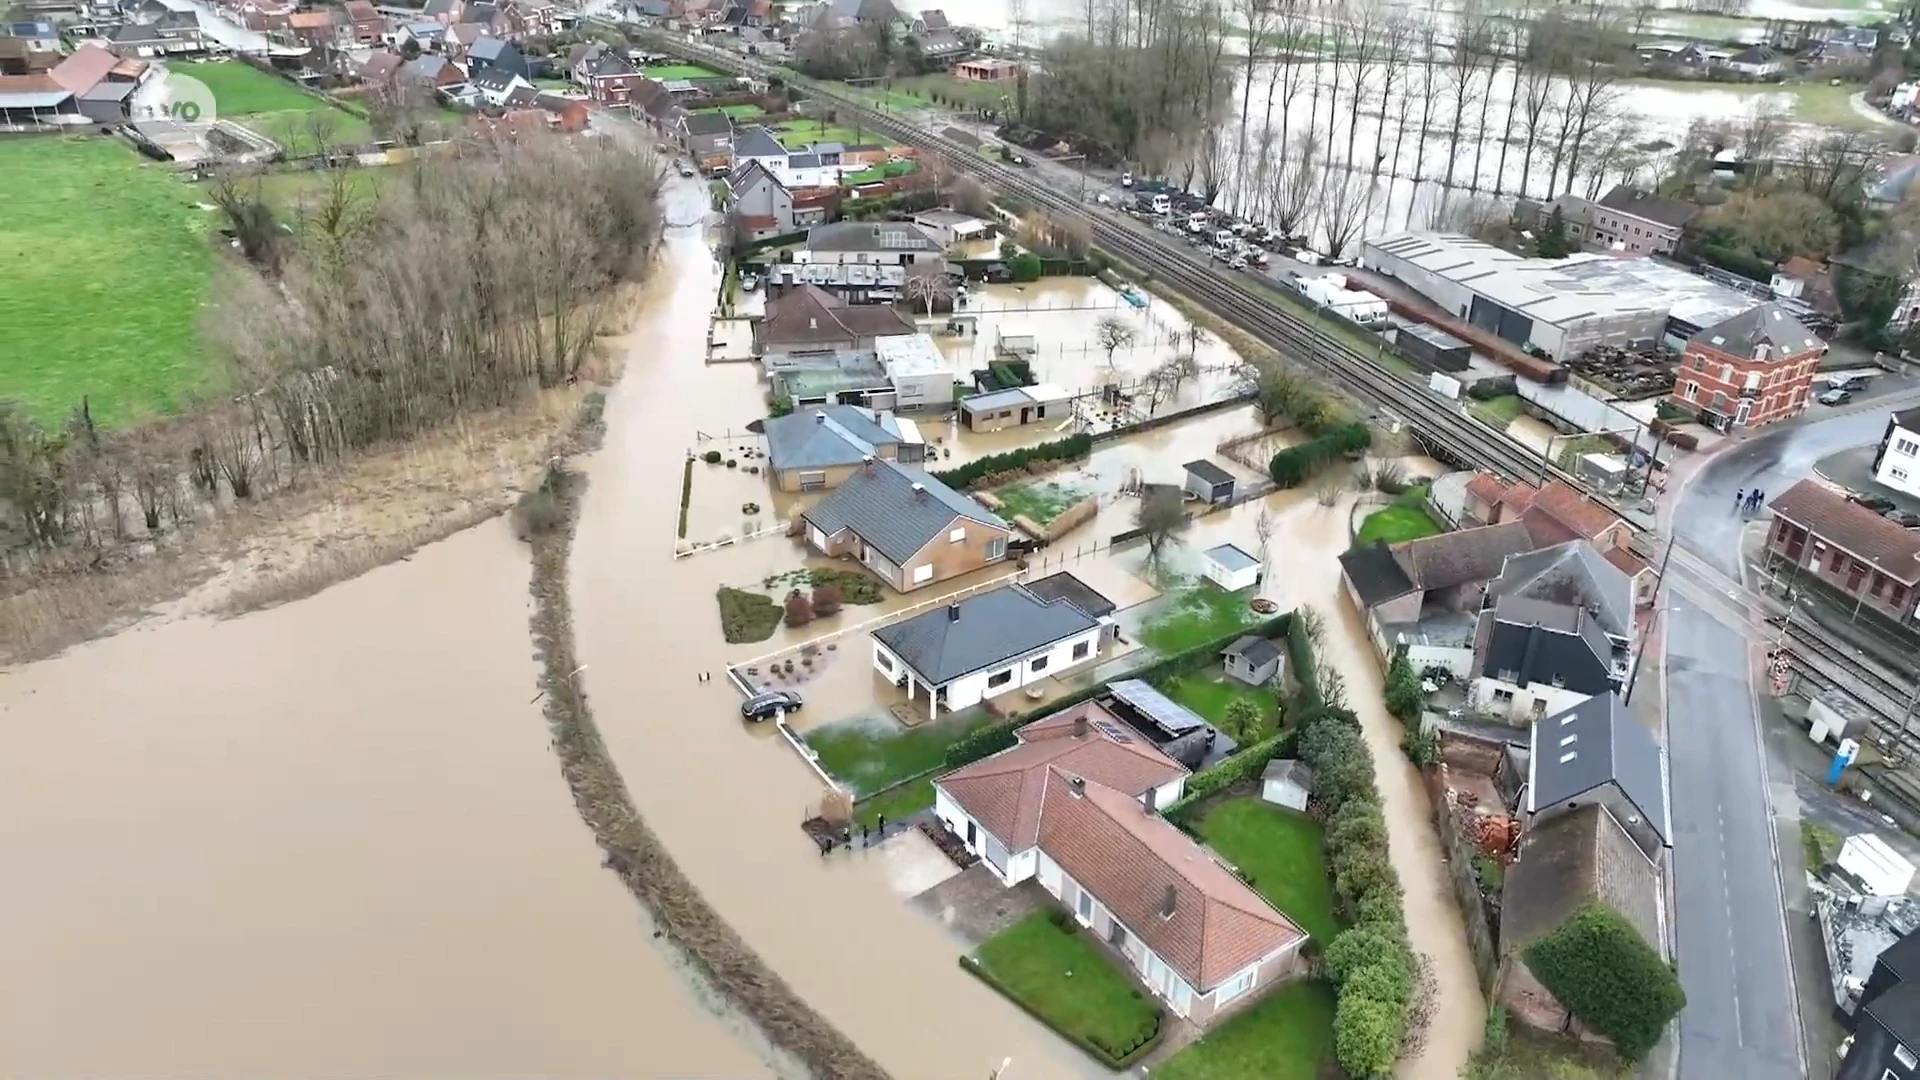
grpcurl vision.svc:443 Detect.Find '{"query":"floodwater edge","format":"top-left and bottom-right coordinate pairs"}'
top-left (524, 399), bottom-right (890, 1080)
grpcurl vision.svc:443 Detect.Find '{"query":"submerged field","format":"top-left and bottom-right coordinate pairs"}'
top-left (0, 137), bottom-right (213, 427)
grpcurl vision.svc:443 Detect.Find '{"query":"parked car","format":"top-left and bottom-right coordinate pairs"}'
top-left (741, 690), bottom-right (803, 722)
top-left (1228, 252), bottom-right (1248, 270)
top-left (1817, 388), bottom-right (1852, 405)
top-left (678, 162), bottom-right (695, 177)
top-left (740, 272), bottom-right (760, 292)
top-left (1886, 509), bottom-right (1920, 528)
top-left (1852, 494), bottom-right (1898, 513)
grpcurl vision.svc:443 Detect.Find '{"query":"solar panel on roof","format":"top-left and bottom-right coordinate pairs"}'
top-left (1094, 719), bottom-right (1132, 743)
top-left (1108, 679), bottom-right (1206, 735)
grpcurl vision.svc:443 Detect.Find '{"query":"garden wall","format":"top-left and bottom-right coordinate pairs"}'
top-left (1422, 773), bottom-right (1500, 994)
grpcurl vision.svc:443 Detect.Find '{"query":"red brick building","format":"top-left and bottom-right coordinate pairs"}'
top-left (1669, 303), bottom-right (1825, 431)
top-left (1765, 479), bottom-right (1920, 629)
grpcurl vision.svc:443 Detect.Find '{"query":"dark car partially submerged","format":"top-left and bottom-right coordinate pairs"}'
top-left (740, 690), bottom-right (803, 722)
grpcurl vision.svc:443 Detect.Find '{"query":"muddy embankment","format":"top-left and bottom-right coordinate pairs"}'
top-left (523, 403), bottom-right (891, 1080)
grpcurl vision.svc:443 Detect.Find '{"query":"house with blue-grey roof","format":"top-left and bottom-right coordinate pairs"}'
top-left (802, 457), bottom-right (1011, 593)
top-left (763, 404), bottom-right (925, 491)
top-left (873, 581), bottom-right (1110, 715)
top-left (1525, 691), bottom-right (1669, 855)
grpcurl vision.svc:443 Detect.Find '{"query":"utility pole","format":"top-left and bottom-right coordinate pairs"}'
top-left (1622, 532), bottom-right (1677, 707)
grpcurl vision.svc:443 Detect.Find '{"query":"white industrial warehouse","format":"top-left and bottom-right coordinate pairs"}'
top-left (1359, 232), bottom-right (1765, 359)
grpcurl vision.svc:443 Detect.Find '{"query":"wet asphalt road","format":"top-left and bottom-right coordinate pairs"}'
top-left (1665, 393), bottom-right (1920, 1080)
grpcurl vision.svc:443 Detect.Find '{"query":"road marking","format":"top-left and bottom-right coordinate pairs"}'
top-left (1732, 989), bottom-right (1745, 1047)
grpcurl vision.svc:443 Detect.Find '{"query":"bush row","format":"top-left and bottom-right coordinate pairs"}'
top-left (1269, 422), bottom-right (1373, 488)
top-left (941, 613), bottom-right (1293, 771)
top-left (1290, 608), bottom-right (1417, 1080)
top-left (932, 432), bottom-right (1094, 490)
top-left (1384, 651), bottom-right (1436, 767)
top-left (1162, 730), bottom-right (1294, 824)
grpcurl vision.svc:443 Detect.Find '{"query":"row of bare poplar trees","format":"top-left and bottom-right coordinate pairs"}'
top-left (0, 133), bottom-right (664, 570)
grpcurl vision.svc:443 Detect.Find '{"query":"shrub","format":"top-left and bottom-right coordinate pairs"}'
top-left (769, 395), bottom-right (795, 417)
top-left (1328, 799), bottom-right (1389, 853)
top-left (1162, 731), bottom-right (1291, 820)
top-left (933, 432), bottom-right (1093, 489)
top-left (1268, 445), bottom-right (1314, 488)
top-left (811, 581), bottom-right (844, 616)
top-left (677, 458), bottom-right (694, 538)
top-left (1345, 958), bottom-right (1416, 1009)
top-left (1335, 848), bottom-right (1397, 907)
top-left (1323, 927), bottom-right (1404, 984)
top-left (716, 587), bottom-right (782, 643)
top-left (1267, 421), bottom-right (1374, 488)
top-left (1523, 903), bottom-right (1687, 1061)
top-left (1401, 727), bottom-right (1437, 767)
top-left (1009, 252), bottom-right (1042, 282)
top-left (1334, 990), bottom-right (1407, 1079)
top-left (784, 588), bottom-right (814, 626)
top-left (1383, 651), bottom-right (1424, 724)
top-left (1352, 890), bottom-right (1406, 937)
top-left (703, 449), bottom-right (723, 464)
top-left (510, 487), bottom-right (566, 539)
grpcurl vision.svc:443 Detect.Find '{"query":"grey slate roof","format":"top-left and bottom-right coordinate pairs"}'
top-left (1488, 541), bottom-right (1632, 642)
top-left (733, 123), bottom-right (786, 158)
top-left (1224, 634), bottom-right (1281, 669)
top-left (682, 110), bottom-right (732, 136)
top-left (1475, 598), bottom-right (1616, 696)
top-left (1337, 542), bottom-right (1417, 608)
top-left (1691, 302), bottom-right (1823, 360)
top-left (804, 457), bottom-right (1006, 563)
top-left (806, 220), bottom-right (944, 254)
top-left (788, 151), bottom-right (820, 169)
top-left (962, 387), bottom-right (1038, 412)
top-left (873, 582), bottom-right (1098, 684)
top-left (1529, 693), bottom-right (1669, 845)
top-left (469, 66), bottom-right (519, 92)
top-left (1185, 459), bottom-right (1235, 487)
top-left (764, 404), bottom-right (906, 471)
top-left (1204, 542), bottom-right (1259, 572)
top-left (1022, 571), bottom-right (1115, 617)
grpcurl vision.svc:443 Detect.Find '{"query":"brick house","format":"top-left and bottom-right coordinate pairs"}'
top-left (571, 42), bottom-right (642, 103)
top-left (1765, 479), bottom-right (1920, 629)
top-left (343, 0), bottom-right (386, 42)
top-left (1669, 303), bottom-right (1825, 431)
top-left (1463, 475), bottom-right (1655, 606)
top-left (1553, 185), bottom-right (1699, 257)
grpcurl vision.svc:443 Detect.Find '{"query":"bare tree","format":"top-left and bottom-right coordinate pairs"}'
top-left (905, 270), bottom-right (954, 315)
top-left (1094, 315), bottom-right (1137, 372)
top-left (1439, 0), bottom-right (1497, 191)
top-left (210, 176), bottom-right (282, 274)
top-left (1270, 133), bottom-right (1322, 238)
top-left (1253, 503), bottom-right (1275, 572)
top-left (953, 175), bottom-right (992, 217)
top-left (1234, 0), bottom-right (1278, 206)
top-left (1736, 99), bottom-right (1791, 168)
top-left (1320, 168), bottom-right (1370, 260)
top-left (1511, 16), bottom-right (1561, 198)
top-left (1135, 485), bottom-right (1189, 558)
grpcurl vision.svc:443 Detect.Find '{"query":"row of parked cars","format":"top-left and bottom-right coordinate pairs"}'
top-left (1121, 183), bottom-right (1338, 274)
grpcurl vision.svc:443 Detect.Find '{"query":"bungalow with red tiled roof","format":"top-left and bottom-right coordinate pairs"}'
top-left (936, 703), bottom-right (1309, 1027)
top-left (1765, 479), bottom-right (1920, 630)
top-left (1462, 475), bottom-right (1655, 607)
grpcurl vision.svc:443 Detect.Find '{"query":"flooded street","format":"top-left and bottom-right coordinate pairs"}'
top-left (569, 198), bottom-right (1101, 1079)
top-left (0, 524), bottom-right (764, 1078)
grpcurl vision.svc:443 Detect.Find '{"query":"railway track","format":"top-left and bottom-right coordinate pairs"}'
top-left (633, 30), bottom-right (1559, 489)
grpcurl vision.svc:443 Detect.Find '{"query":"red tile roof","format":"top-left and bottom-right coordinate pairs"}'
top-left (1769, 479), bottom-right (1920, 585)
top-left (0, 73), bottom-right (60, 93)
top-left (1602, 546), bottom-right (1651, 578)
top-left (1531, 480), bottom-right (1628, 543)
top-left (936, 701), bottom-right (1186, 852)
top-left (1465, 472), bottom-right (1508, 509)
top-left (289, 10), bottom-right (333, 28)
top-left (1037, 776), bottom-right (1305, 991)
top-left (49, 43), bottom-right (116, 95)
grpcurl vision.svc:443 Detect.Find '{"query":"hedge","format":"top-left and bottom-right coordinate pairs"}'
top-left (1523, 903), bottom-right (1686, 1061)
top-left (932, 432), bottom-right (1094, 489)
top-left (1269, 422), bottom-right (1373, 488)
top-left (1162, 730), bottom-right (1294, 824)
top-left (957, 953), bottom-right (1164, 1070)
top-left (941, 613), bottom-right (1294, 771)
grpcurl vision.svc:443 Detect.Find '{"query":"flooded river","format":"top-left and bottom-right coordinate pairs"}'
top-left (0, 524), bottom-right (764, 1078)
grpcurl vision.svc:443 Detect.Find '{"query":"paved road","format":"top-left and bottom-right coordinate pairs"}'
top-left (1665, 394), bottom-right (1920, 1080)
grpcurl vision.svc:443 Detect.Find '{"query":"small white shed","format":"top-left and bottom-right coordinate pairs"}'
top-left (1261, 759), bottom-right (1311, 811)
top-left (996, 324), bottom-right (1036, 358)
top-left (1838, 833), bottom-right (1915, 897)
top-left (1201, 542), bottom-right (1262, 593)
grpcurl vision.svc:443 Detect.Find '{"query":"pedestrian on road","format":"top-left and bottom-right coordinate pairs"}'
top-left (876, 813), bottom-right (887, 837)
top-left (1751, 489), bottom-right (1765, 512)
top-left (1734, 488), bottom-right (1746, 511)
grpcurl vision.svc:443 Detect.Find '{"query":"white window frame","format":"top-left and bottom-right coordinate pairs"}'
top-left (1072, 640), bottom-right (1091, 660)
top-left (1031, 654), bottom-right (1050, 673)
top-left (986, 667), bottom-right (1014, 689)
top-left (912, 564), bottom-right (934, 584)
top-left (949, 527), bottom-right (966, 543)
top-left (985, 537), bottom-right (1007, 561)
top-left (1215, 968), bottom-right (1255, 1005)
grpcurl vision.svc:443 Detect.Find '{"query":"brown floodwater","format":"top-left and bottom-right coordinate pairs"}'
top-left (0, 523), bottom-right (767, 1078)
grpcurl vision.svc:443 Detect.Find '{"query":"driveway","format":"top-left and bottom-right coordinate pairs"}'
top-left (1664, 392), bottom-right (1920, 1080)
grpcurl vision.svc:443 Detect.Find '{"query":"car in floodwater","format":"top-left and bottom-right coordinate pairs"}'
top-left (1817, 387), bottom-right (1852, 406)
top-left (741, 690), bottom-right (804, 722)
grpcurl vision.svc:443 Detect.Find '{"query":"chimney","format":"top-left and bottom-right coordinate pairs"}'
top-left (1159, 884), bottom-right (1177, 920)
top-left (1068, 775), bottom-right (1085, 798)
top-left (1142, 784), bottom-right (1156, 815)
top-left (947, 602), bottom-right (960, 621)
top-left (911, 482), bottom-right (926, 497)
top-left (1072, 713), bottom-right (1088, 739)
top-left (862, 454), bottom-right (875, 470)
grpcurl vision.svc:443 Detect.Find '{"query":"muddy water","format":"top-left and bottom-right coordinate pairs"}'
top-left (571, 207), bottom-right (1100, 1079)
top-left (0, 524), bottom-right (764, 1079)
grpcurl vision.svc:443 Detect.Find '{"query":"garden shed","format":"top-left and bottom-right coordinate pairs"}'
top-left (1183, 459), bottom-right (1236, 505)
top-left (1261, 759), bottom-right (1311, 811)
top-left (1200, 542), bottom-right (1261, 592)
top-left (1221, 634), bottom-right (1284, 687)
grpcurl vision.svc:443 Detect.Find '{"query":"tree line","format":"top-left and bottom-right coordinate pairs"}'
top-left (0, 133), bottom-right (664, 567)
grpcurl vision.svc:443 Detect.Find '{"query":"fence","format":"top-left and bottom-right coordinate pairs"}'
top-left (674, 521), bottom-right (787, 559)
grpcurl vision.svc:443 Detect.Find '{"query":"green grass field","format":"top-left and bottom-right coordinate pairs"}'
top-left (170, 61), bottom-right (371, 154)
top-left (692, 103), bottom-right (765, 118)
top-left (0, 137), bottom-right (214, 427)
top-left (204, 165), bottom-right (387, 217)
top-left (1158, 671), bottom-right (1281, 736)
top-left (1153, 980), bottom-right (1335, 1080)
top-left (972, 913), bottom-right (1162, 1059)
top-left (1139, 577), bottom-right (1263, 655)
top-left (1192, 798), bottom-right (1340, 944)
top-left (642, 63), bottom-right (721, 80)
top-left (774, 119), bottom-right (871, 147)
top-left (805, 711), bottom-right (997, 796)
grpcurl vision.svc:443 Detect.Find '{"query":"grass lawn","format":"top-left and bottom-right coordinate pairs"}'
top-left (774, 119), bottom-right (872, 147)
top-left (1192, 798), bottom-right (1340, 944)
top-left (992, 478), bottom-right (1084, 526)
top-left (1465, 1021), bottom-right (1628, 1079)
top-left (535, 77), bottom-right (575, 90)
top-left (170, 61), bottom-right (371, 154)
top-left (805, 710), bottom-right (997, 796)
top-left (971, 913), bottom-right (1162, 1061)
top-left (854, 775), bottom-right (934, 827)
top-left (716, 586), bottom-right (782, 643)
top-left (692, 103), bottom-right (765, 118)
top-left (1153, 979), bottom-right (1335, 1080)
top-left (1354, 504), bottom-right (1440, 547)
top-left (1467, 393), bottom-right (1524, 428)
top-left (1158, 671), bottom-right (1280, 735)
top-left (642, 63), bottom-right (722, 80)
top-left (1139, 576), bottom-right (1262, 655)
top-left (0, 136), bottom-right (213, 427)
top-left (1622, 75), bottom-right (1882, 132)
top-left (843, 159), bottom-right (917, 185)
top-left (883, 72), bottom-right (1014, 112)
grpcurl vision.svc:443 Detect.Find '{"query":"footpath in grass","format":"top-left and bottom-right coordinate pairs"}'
top-left (1153, 979), bottom-right (1335, 1080)
top-left (970, 912), bottom-right (1162, 1063)
top-left (170, 61), bottom-right (370, 153)
top-left (1191, 797), bottom-right (1340, 944)
top-left (0, 137), bottom-right (213, 427)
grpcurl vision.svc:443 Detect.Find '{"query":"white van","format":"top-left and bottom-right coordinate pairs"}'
top-left (1151, 193), bottom-right (1172, 215)
top-left (1215, 228), bottom-right (1236, 248)
top-left (1187, 211), bottom-right (1211, 233)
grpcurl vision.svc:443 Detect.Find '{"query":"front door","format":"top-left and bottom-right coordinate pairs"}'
top-left (1019, 406), bottom-right (1031, 424)
top-left (1109, 921), bottom-right (1129, 952)
top-left (965, 820), bottom-right (976, 849)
